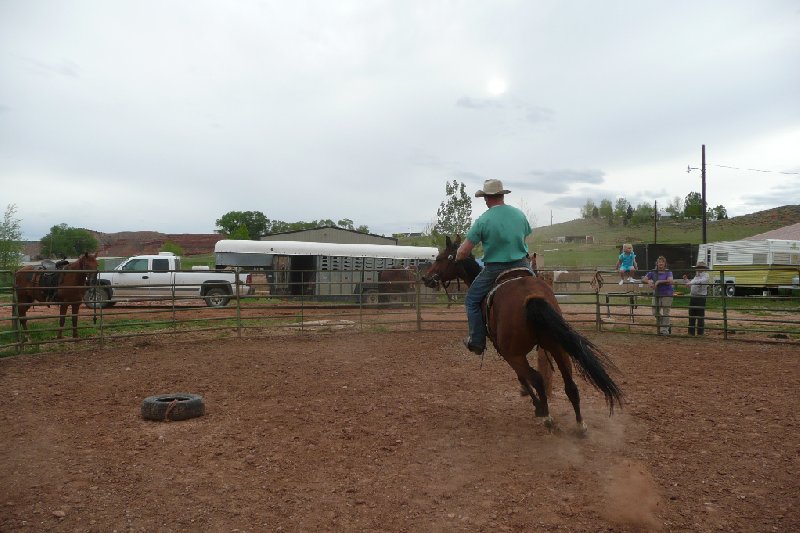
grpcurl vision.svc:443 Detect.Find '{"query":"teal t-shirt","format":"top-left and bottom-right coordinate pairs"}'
top-left (466, 204), bottom-right (531, 263)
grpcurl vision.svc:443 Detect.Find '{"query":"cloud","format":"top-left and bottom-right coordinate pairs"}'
top-left (740, 180), bottom-right (800, 207)
top-left (455, 96), bottom-right (502, 110)
top-left (525, 106), bottom-right (554, 123)
top-left (505, 169), bottom-right (605, 194)
top-left (25, 57), bottom-right (80, 78)
top-left (456, 95), bottom-right (555, 124)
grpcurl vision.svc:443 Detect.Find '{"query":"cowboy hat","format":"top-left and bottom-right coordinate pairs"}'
top-left (694, 261), bottom-right (709, 269)
top-left (475, 179), bottom-right (511, 197)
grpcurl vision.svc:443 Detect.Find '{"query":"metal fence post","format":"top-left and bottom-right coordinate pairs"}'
top-left (235, 270), bottom-right (242, 339)
top-left (415, 269), bottom-right (422, 331)
top-left (720, 269), bottom-right (728, 340)
top-left (11, 277), bottom-right (22, 354)
top-left (595, 290), bottom-right (601, 331)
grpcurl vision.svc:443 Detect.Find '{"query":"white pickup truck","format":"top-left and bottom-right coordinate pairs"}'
top-left (84, 252), bottom-right (250, 308)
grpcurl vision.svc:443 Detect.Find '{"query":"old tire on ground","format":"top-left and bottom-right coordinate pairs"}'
top-left (141, 393), bottom-right (205, 421)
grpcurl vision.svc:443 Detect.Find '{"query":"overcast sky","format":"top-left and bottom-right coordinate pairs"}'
top-left (2, 0), bottom-right (798, 240)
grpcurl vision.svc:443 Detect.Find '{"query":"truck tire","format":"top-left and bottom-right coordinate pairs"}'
top-left (141, 393), bottom-right (205, 421)
top-left (84, 286), bottom-right (114, 309)
top-left (204, 287), bottom-right (230, 307)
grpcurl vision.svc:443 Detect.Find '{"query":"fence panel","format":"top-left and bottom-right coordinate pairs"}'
top-left (2, 266), bottom-right (798, 355)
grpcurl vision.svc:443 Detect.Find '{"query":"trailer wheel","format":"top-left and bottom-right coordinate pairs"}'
top-left (361, 289), bottom-right (380, 306)
top-left (725, 284), bottom-right (736, 297)
top-left (141, 393), bottom-right (205, 421)
top-left (205, 287), bottom-right (230, 307)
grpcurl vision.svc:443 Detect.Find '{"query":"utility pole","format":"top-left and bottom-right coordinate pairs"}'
top-left (653, 200), bottom-right (658, 244)
top-left (701, 144), bottom-right (707, 244)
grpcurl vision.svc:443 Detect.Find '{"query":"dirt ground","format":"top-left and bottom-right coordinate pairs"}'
top-left (1, 327), bottom-right (798, 532)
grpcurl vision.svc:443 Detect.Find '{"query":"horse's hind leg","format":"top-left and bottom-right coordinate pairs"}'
top-left (506, 355), bottom-right (550, 419)
top-left (536, 347), bottom-right (554, 398)
top-left (551, 348), bottom-right (587, 436)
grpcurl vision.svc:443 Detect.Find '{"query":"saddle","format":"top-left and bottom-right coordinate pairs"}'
top-left (37, 259), bottom-right (69, 302)
top-left (483, 267), bottom-right (534, 335)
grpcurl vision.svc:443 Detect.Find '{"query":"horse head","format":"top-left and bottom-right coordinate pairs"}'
top-left (77, 252), bottom-right (99, 284)
top-left (421, 235), bottom-right (478, 289)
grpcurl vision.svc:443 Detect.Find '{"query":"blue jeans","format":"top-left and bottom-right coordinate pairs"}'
top-left (465, 259), bottom-right (530, 347)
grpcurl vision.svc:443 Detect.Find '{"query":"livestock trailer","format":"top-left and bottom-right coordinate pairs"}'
top-left (214, 239), bottom-right (440, 303)
top-left (697, 239), bottom-right (800, 296)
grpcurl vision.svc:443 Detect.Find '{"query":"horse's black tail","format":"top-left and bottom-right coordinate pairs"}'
top-left (525, 298), bottom-right (624, 412)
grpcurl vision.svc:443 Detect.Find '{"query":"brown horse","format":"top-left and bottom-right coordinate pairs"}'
top-left (14, 253), bottom-right (99, 340)
top-left (422, 236), bottom-right (623, 434)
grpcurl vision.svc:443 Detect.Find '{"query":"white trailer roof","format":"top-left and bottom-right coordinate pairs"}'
top-left (215, 239), bottom-right (439, 261)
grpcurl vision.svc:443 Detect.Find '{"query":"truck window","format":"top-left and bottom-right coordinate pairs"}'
top-left (123, 259), bottom-right (149, 272)
top-left (152, 258), bottom-right (171, 272)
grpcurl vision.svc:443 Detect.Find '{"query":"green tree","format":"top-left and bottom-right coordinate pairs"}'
top-left (355, 225), bottom-right (370, 234)
top-left (229, 225), bottom-right (251, 240)
top-left (580, 199), bottom-right (596, 219)
top-left (215, 211), bottom-right (269, 240)
top-left (40, 224), bottom-right (98, 258)
top-left (0, 204), bottom-right (24, 280)
top-left (614, 198), bottom-right (630, 221)
top-left (434, 180), bottom-right (472, 236)
top-left (684, 192), bottom-right (703, 219)
top-left (632, 202), bottom-right (654, 224)
top-left (665, 196), bottom-right (683, 219)
top-left (160, 241), bottom-right (184, 255)
top-left (709, 205), bottom-right (728, 221)
top-left (591, 206), bottom-right (599, 219)
top-left (598, 198), bottom-right (613, 225)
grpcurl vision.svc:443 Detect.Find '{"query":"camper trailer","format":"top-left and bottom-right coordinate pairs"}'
top-left (697, 239), bottom-right (800, 296)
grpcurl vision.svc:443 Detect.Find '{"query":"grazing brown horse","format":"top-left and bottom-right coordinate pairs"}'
top-left (422, 236), bottom-right (623, 434)
top-left (14, 253), bottom-right (99, 340)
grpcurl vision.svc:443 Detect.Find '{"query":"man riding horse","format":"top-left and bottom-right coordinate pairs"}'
top-left (455, 179), bottom-right (532, 355)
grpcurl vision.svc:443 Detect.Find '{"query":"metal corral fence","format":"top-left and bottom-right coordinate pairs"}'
top-left (1, 266), bottom-right (799, 355)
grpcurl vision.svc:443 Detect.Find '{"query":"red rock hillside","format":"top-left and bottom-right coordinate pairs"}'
top-left (25, 232), bottom-right (222, 259)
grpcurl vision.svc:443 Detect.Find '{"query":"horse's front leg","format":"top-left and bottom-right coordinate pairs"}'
top-left (57, 303), bottom-right (68, 339)
top-left (16, 305), bottom-right (31, 342)
top-left (70, 303), bottom-right (80, 338)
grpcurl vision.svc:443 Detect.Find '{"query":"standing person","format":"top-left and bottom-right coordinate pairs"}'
top-left (529, 252), bottom-right (538, 275)
top-left (615, 243), bottom-right (638, 285)
top-left (456, 179), bottom-right (532, 355)
top-left (643, 255), bottom-right (674, 335)
top-left (683, 260), bottom-right (710, 335)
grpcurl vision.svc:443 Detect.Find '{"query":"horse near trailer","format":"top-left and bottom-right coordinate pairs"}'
top-left (13, 253), bottom-right (99, 340)
top-left (421, 236), bottom-right (623, 434)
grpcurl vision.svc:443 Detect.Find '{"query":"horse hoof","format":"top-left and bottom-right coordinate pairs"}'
top-left (575, 422), bottom-right (588, 438)
top-left (543, 416), bottom-right (555, 430)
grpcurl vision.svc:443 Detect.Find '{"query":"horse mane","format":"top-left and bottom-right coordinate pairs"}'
top-left (461, 256), bottom-right (481, 284)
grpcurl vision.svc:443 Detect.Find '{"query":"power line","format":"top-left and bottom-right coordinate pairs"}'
top-left (712, 164), bottom-right (800, 175)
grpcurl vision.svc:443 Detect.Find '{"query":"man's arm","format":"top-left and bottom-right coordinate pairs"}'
top-left (455, 239), bottom-right (476, 262)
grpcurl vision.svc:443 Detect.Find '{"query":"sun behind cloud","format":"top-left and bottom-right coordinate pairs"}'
top-left (486, 77), bottom-right (508, 96)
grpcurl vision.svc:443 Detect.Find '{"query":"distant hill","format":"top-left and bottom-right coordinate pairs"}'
top-left (532, 204), bottom-right (800, 246)
top-left (24, 232), bottom-right (221, 260)
top-left (528, 204), bottom-right (800, 268)
top-left (22, 205), bottom-right (799, 265)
